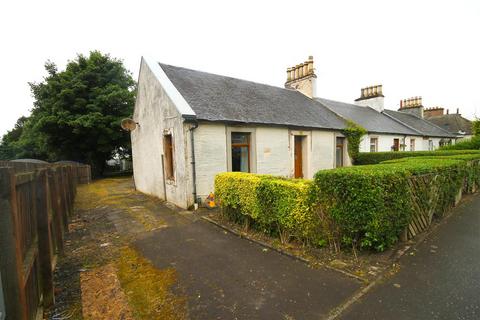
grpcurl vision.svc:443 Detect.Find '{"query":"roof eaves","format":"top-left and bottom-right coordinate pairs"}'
top-left (196, 118), bottom-right (345, 131)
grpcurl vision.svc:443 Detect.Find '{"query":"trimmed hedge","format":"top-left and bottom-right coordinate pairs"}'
top-left (215, 155), bottom-right (480, 252)
top-left (214, 173), bottom-right (321, 245)
top-left (355, 149), bottom-right (480, 165)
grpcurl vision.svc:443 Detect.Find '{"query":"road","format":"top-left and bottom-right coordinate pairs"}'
top-left (340, 194), bottom-right (480, 320)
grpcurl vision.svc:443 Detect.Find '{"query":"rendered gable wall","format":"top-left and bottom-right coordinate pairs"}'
top-left (131, 59), bottom-right (190, 208)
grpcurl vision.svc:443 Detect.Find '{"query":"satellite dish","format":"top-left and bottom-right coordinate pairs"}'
top-left (121, 118), bottom-right (138, 131)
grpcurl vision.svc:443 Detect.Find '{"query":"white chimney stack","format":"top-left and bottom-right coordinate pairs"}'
top-left (354, 84), bottom-right (385, 112)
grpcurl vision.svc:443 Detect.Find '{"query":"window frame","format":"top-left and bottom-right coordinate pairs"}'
top-left (335, 136), bottom-right (345, 168)
top-left (163, 133), bottom-right (175, 181)
top-left (231, 132), bottom-right (251, 172)
top-left (226, 127), bottom-right (256, 173)
top-left (410, 138), bottom-right (416, 151)
top-left (369, 137), bottom-right (378, 153)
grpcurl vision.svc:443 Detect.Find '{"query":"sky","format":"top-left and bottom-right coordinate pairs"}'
top-left (1, 0), bottom-right (479, 136)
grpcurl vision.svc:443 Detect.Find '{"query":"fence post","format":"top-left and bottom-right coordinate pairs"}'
top-left (48, 168), bottom-right (64, 254)
top-left (35, 169), bottom-right (55, 307)
top-left (0, 168), bottom-right (26, 320)
top-left (0, 274), bottom-right (6, 320)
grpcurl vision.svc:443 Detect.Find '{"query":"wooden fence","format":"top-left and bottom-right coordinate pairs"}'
top-left (0, 161), bottom-right (89, 320)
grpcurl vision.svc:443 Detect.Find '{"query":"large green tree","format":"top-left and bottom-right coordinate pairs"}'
top-left (5, 51), bottom-right (136, 175)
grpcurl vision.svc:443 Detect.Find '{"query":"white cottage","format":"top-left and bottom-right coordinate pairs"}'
top-left (131, 57), bottom-right (455, 208)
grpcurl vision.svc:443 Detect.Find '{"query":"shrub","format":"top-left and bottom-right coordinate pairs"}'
top-left (214, 173), bottom-right (319, 244)
top-left (342, 120), bottom-right (367, 163)
top-left (472, 119), bottom-right (480, 136)
top-left (355, 149), bottom-right (480, 165)
top-left (215, 154), bottom-right (480, 253)
top-left (439, 136), bottom-right (480, 151)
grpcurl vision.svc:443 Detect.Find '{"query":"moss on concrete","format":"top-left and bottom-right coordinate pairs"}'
top-left (116, 246), bottom-right (188, 320)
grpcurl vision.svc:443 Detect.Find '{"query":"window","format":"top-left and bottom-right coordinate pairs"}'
top-left (370, 137), bottom-right (378, 152)
top-left (336, 137), bottom-right (345, 168)
top-left (392, 138), bottom-right (400, 152)
top-left (231, 132), bottom-right (250, 172)
top-left (410, 139), bottom-right (415, 151)
top-left (163, 134), bottom-right (174, 180)
top-left (428, 139), bottom-right (434, 151)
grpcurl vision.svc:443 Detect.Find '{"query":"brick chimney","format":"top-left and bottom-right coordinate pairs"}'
top-left (399, 96), bottom-right (424, 118)
top-left (354, 85), bottom-right (384, 112)
top-left (424, 107), bottom-right (444, 118)
top-left (285, 56), bottom-right (316, 98)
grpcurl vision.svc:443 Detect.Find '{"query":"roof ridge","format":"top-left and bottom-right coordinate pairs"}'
top-left (159, 62), bottom-right (300, 95)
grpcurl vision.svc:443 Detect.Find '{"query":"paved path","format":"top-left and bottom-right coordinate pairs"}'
top-left (340, 194), bottom-right (480, 320)
top-left (134, 213), bottom-right (360, 319)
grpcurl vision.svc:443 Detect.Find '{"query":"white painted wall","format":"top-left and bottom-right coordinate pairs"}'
top-left (131, 59), bottom-right (190, 208)
top-left (256, 127), bottom-right (291, 176)
top-left (193, 123), bottom-right (228, 201)
top-left (192, 124), bottom-right (340, 200)
top-left (359, 134), bottom-right (446, 152)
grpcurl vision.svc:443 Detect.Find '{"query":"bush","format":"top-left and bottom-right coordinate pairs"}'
top-left (214, 173), bottom-right (320, 244)
top-left (439, 136), bottom-right (480, 151)
top-left (215, 155), bottom-right (480, 252)
top-left (342, 120), bottom-right (367, 163)
top-left (355, 149), bottom-right (480, 165)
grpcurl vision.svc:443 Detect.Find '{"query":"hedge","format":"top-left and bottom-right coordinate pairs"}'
top-left (215, 155), bottom-right (480, 252)
top-left (439, 135), bottom-right (480, 151)
top-left (355, 149), bottom-right (480, 165)
top-left (214, 173), bottom-right (321, 244)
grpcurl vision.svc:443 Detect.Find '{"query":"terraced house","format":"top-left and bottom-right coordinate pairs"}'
top-left (131, 57), bottom-right (456, 208)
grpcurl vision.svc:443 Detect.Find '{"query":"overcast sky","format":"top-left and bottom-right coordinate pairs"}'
top-left (1, 0), bottom-right (479, 136)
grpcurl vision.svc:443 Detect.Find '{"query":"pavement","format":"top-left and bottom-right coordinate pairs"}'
top-left (340, 194), bottom-right (480, 320)
top-left (72, 178), bottom-right (480, 319)
top-left (133, 213), bottom-right (361, 319)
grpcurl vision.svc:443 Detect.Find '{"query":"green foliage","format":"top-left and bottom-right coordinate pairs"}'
top-left (214, 173), bottom-right (320, 245)
top-left (439, 136), bottom-right (480, 151)
top-left (342, 120), bottom-right (367, 163)
top-left (215, 153), bottom-right (480, 253)
top-left (314, 167), bottom-right (413, 251)
top-left (355, 149), bottom-right (480, 165)
top-left (472, 119), bottom-right (480, 136)
top-left (0, 51), bottom-right (135, 176)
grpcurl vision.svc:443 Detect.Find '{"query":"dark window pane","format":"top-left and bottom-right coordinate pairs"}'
top-left (336, 146), bottom-right (343, 168)
top-left (232, 146), bottom-right (249, 172)
top-left (232, 132), bottom-right (249, 144)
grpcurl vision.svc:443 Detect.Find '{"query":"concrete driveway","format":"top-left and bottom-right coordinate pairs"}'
top-left (133, 213), bottom-right (361, 319)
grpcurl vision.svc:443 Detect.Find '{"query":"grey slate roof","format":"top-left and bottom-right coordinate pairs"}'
top-left (315, 98), bottom-right (418, 135)
top-left (425, 114), bottom-right (472, 136)
top-left (159, 63), bottom-right (346, 130)
top-left (383, 110), bottom-right (454, 138)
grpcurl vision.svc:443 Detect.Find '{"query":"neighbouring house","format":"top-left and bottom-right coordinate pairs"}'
top-left (318, 90), bottom-right (455, 152)
top-left (424, 107), bottom-right (473, 140)
top-left (131, 56), bottom-right (456, 208)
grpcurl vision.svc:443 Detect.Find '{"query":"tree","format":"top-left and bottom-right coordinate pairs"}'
top-left (472, 118), bottom-right (480, 136)
top-left (26, 51), bottom-right (135, 175)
